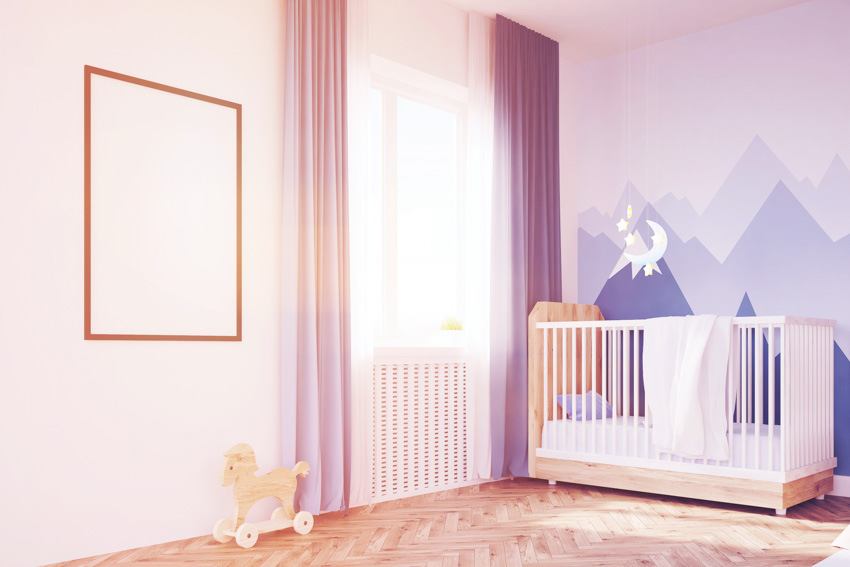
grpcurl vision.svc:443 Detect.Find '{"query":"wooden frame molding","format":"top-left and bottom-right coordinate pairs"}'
top-left (84, 65), bottom-right (242, 341)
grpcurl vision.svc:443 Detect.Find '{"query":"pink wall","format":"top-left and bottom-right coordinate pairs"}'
top-left (368, 0), bottom-right (581, 300)
top-left (0, 2), bottom-right (285, 566)
top-left (560, 56), bottom-right (580, 302)
top-left (369, 0), bottom-right (469, 86)
top-left (0, 1), bottom-right (581, 564)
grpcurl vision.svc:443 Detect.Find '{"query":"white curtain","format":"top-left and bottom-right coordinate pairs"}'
top-left (466, 12), bottom-right (496, 481)
top-left (346, 0), bottom-right (376, 508)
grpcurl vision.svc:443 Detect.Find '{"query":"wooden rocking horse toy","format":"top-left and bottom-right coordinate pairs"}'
top-left (213, 443), bottom-right (312, 548)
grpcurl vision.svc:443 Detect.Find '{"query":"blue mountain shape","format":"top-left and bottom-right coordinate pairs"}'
top-left (594, 258), bottom-right (693, 321)
top-left (736, 293), bottom-right (756, 317)
top-left (835, 343), bottom-right (850, 475)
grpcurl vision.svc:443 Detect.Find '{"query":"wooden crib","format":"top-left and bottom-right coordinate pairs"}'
top-left (527, 302), bottom-right (836, 515)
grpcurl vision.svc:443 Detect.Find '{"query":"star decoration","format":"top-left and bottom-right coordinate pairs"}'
top-left (616, 218), bottom-right (629, 232)
top-left (627, 205), bottom-right (633, 219)
top-left (644, 264), bottom-right (654, 276)
top-left (625, 232), bottom-right (636, 246)
top-left (651, 232), bottom-right (665, 246)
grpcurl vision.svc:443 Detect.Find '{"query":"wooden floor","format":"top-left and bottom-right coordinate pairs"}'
top-left (49, 478), bottom-right (850, 567)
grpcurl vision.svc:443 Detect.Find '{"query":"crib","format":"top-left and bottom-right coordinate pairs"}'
top-left (527, 302), bottom-right (836, 515)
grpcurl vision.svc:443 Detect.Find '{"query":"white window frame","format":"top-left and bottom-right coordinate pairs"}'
top-left (370, 56), bottom-right (468, 354)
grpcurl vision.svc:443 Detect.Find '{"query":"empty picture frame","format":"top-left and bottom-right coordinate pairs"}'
top-left (84, 66), bottom-right (241, 341)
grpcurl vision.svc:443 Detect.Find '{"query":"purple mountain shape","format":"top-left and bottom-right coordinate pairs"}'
top-left (578, 228), bottom-right (622, 305)
top-left (653, 193), bottom-right (700, 242)
top-left (578, 182), bottom-right (648, 246)
top-left (695, 136), bottom-right (800, 263)
top-left (793, 154), bottom-right (850, 242)
top-left (595, 258), bottom-right (693, 321)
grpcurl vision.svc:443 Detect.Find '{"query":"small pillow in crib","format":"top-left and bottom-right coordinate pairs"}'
top-left (556, 391), bottom-right (613, 420)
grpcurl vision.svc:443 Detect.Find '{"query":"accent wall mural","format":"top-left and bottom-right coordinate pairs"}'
top-left (577, 0), bottom-right (850, 474)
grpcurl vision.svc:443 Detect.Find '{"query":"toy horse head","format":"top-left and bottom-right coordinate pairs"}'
top-left (221, 443), bottom-right (259, 487)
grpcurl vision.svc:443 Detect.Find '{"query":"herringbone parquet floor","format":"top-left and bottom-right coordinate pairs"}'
top-left (48, 478), bottom-right (850, 567)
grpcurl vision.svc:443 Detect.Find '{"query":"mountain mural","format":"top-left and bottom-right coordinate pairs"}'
top-left (578, 228), bottom-right (622, 304)
top-left (653, 193), bottom-right (699, 242)
top-left (595, 258), bottom-right (693, 321)
top-left (794, 154), bottom-right (850, 242)
top-left (580, 137), bottom-right (850, 267)
top-left (578, 182), bottom-right (649, 246)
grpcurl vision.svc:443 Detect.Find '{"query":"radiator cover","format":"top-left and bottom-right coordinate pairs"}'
top-left (372, 361), bottom-right (469, 500)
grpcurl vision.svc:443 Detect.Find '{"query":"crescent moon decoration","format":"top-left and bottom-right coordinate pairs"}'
top-left (623, 220), bottom-right (667, 277)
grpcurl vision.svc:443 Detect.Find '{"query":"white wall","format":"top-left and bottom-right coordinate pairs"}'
top-left (0, 2), bottom-right (285, 566)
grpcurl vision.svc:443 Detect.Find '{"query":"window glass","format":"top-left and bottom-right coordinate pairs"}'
top-left (396, 96), bottom-right (459, 335)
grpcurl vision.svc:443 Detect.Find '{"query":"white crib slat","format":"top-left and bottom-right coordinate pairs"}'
top-left (552, 329), bottom-right (558, 452)
top-left (755, 325), bottom-right (762, 470)
top-left (814, 325), bottom-right (819, 464)
top-left (623, 328), bottom-right (630, 456)
top-left (561, 327), bottom-right (567, 453)
top-left (613, 329), bottom-right (619, 457)
top-left (741, 327), bottom-right (747, 468)
top-left (602, 329), bottom-right (608, 456)
top-left (802, 324), bottom-right (809, 468)
top-left (543, 328), bottom-right (549, 450)
top-left (572, 328), bottom-right (577, 452)
top-left (592, 326), bottom-right (597, 452)
top-left (806, 324), bottom-right (813, 467)
top-left (768, 324), bottom-right (775, 472)
top-left (727, 325), bottom-right (736, 467)
top-left (792, 325), bottom-right (798, 470)
top-left (633, 326), bottom-right (640, 457)
top-left (830, 326), bottom-right (834, 460)
top-left (642, 330), bottom-right (649, 460)
top-left (819, 325), bottom-right (825, 463)
top-left (789, 325), bottom-right (794, 470)
top-left (582, 328), bottom-right (588, 452)
top-left (780, 324), bottom-right (787, 472)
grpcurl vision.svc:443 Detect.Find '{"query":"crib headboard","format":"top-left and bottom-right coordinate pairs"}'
top-left (527, 302), bottom-right (604, 477)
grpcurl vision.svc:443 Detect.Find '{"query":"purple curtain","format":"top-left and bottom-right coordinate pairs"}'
top-left (490, 15), bottom-right (562, 479)
top-left (281, 0), bottom-right (350, 513)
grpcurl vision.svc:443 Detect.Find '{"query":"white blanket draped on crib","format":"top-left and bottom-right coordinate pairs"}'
top-left (643, 315), bottom-right (733, 461)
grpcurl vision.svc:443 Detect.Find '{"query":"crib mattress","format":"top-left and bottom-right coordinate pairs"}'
top-left (542, 417), bottom-right (783, 471)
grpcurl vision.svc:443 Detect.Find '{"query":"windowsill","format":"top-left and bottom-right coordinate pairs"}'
top-left (374, 331), bottom-right (467, 360)
top-left (374, 345), bottom-right (466, 360)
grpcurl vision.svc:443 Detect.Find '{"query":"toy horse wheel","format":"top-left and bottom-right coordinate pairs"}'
top-left (236, 523), bottom-right (259, 548)
top-left (293, 511), bottom-right (314, 535)
top-left (213, 518), bottom-right (233, 543)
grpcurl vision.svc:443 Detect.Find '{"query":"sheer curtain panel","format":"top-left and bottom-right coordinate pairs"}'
top-left (346, 0), bottom-right (376, 509)
top-left (281, 0), bottom-right (350, 514)
top-left (466, 12), bottom-right (496, 481)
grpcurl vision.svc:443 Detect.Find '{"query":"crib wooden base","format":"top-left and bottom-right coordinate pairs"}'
top-left (535, 457), bottom-right (833, 512)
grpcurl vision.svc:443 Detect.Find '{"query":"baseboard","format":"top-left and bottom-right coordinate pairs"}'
top-left (830, 475), bottom-right (850, 498)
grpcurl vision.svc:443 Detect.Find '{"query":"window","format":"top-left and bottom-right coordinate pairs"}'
top-left (370, 68), bottom-right (467, 347)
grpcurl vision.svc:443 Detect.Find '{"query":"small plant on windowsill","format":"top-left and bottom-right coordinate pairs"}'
top-left (440, 317), bottom-right (464, 348)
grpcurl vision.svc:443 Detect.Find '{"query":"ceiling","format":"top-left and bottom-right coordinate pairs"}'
top-left (440, 0), bottom-right (813, 62)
